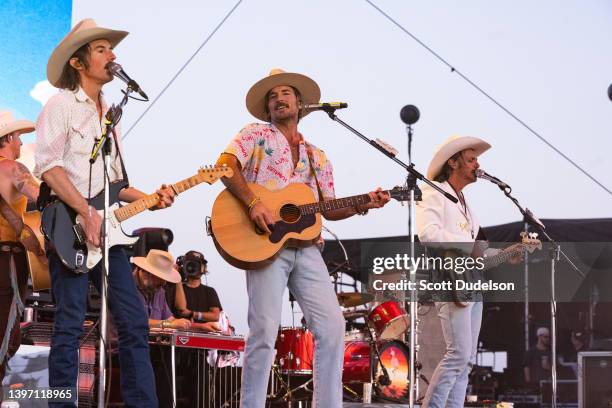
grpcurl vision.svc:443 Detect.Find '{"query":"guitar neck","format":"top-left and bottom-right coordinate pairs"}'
top-left (299, 193), bottom-right (372, 215)
top-left (114, 174), bottom-right (210, 222)
top-left (484, 245), bottom-right (522, 270)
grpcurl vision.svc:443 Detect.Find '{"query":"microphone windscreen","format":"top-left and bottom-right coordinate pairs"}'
top-left (608, 83), bottom-right (612, 101)
top-left (400, 105), bottom-right (420, 125)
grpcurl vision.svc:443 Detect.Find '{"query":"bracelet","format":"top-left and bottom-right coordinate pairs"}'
top-left (247, 196), bottom-right (261, 212)
top-left (161, 320), bottom-right (168, 329)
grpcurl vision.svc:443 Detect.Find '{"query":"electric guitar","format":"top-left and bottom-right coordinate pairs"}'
top-left (209, 183), bottom-right (414, 269)
top-left (451, 232), bottom-right (542, 306)
top-left (41, 165), bottom-right (233, 272)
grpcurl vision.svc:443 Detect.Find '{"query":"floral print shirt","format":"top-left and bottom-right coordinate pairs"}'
top-left (224, 123), bottom-right (335, 199)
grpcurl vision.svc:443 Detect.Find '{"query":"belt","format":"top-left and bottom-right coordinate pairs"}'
top-left (0, 243), bottom-right (24, 253)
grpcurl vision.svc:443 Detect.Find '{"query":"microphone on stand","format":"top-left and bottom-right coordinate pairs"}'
top-left (475, 169), bottom-right (509, 189)
top-left (106, 62), bottom-right (149, 100)
top-left (302, 102), bottom-right (348, 111)
top-left (400, 104), bottom-right (420, 125)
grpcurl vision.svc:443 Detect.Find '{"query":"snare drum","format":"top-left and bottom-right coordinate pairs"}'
top-left (368, 301), bottom-right (409, 340)
top-left (275, 327), bottom-right (314, 375)
top-left (342, 340), bottom-right (410, 401)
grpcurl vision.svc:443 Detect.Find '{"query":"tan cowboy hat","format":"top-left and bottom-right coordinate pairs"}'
top-left (246, 68), bottom-right (321, 121)
top-left (47, 18), bottom-right (129, 87)
top-left (427, 135), bottom-right (491, 180)
top-left (132, 249), bottom-right (181, 283)
top-left (0, 111), bottom-right (35, 139)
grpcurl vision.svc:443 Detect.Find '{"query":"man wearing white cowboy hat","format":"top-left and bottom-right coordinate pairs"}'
top-left (34, 19), bottom-right (176, 407)
top-left (217, 68), bottom-right (390, 407)
top-left (0, 111), bottom-right (43, 393)
top-left (416, 135), bottom-right (520, 408)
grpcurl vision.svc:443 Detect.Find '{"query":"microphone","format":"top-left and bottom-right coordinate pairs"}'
top-left (475, 169), bottom-right (509, 189)
top-left (106, 62), bottom-right (149, 100)
top-left (302, 102), bottom-right (348, 111)
top-left (608, 83), bottom-right (612, 101)
top-left (400, 104), bottom-right (420, 125)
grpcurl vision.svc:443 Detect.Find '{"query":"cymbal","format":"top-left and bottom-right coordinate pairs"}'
top-left (337, 292), bottom-right (374, 308)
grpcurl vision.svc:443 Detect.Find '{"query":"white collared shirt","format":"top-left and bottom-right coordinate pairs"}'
top-left (34, 87), bottom-right (126, 198)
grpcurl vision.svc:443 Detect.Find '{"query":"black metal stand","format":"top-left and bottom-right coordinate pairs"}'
top-left (499, 182), bottom-right (584, 408)
top-left (90, 88), bottom-right (134, 408)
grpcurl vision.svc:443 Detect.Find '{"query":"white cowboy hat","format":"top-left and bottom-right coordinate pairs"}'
top-left (132, 249), bottom-right (181, 283)
top-left (47, 18), bottom-right (128, 88)
top-left (0, 111), bottom-right (35, 139)
top-left (246, 68), bottom-right (321, 122)
top-left (427, 135), bottom-right (491, 180)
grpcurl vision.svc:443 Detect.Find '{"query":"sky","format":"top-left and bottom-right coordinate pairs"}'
top-left (3, 0), bottom-right (611, 333)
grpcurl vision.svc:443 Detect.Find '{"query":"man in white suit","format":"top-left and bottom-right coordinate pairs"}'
top-left (416, 135), bottom-right (519, 408)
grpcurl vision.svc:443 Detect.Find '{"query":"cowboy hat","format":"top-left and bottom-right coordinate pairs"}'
top-left (47, 18), bottom-right (129, 88)
top-left (427, 135), bottom-right (491, 180)
top-left (246, 68), bottom-right (321, 122)
top-left (0, 111), bottom-right (35, 139)
top-left (132, 249), bottom-right (181, 283)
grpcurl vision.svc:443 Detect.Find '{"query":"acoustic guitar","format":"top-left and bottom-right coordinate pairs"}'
top-left (209, 183), bottom-right (412, 269)
top-left (23, 210), bottom-right (50, 291)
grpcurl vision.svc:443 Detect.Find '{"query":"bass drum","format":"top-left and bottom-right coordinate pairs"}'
top-left (343, 340), bottom-right (410, 401)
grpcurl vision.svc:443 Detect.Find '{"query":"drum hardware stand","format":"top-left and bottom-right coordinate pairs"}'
top-left (365, 323), bottom-right (392, 390)
top-left (320, 104), bottom-right (457, 408)
top-left (499, 183), bottom-right (584, 408)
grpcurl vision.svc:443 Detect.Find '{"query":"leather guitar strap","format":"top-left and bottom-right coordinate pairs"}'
top-left (304, 142), bottom-right (325, 202)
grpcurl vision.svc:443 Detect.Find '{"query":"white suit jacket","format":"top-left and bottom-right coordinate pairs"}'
top-left (416, 181), bottom-right (479, 244)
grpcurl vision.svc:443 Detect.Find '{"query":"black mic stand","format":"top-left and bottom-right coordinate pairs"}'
top-left (498, 183), bottom-right (584, 408)
top-left (90, 87), bottom-right (133, 408)
top-left (322, 107), bottom-right (455, 408)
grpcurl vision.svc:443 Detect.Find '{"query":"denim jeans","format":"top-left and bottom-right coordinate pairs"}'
top-left (240, 246), bottom-right (345, 408)
top-left (422, 301), bottom-right (483, 408)
top-left (48, 247), bottom-right (157, 408)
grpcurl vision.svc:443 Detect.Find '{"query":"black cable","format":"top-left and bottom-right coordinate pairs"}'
top-left (122, 0), bottom-right (243, 141)
top-left (365, 0), bottom-right (612, 198)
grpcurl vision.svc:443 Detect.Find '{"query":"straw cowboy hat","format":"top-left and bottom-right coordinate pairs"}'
top-left (427, 135), bottom-right (491, 180)
top-left (246, 68), bottom-right (321, 121)
top-left (47, 18), bottom-right (129, 87)
top-left (132, 249), bottom-right (181, 283)
top-left (0, 111), bottom-right (35, 139)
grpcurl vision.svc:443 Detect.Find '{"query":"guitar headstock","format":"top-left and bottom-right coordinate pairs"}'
top-left (519, 231), bottom-right (542, 253)
top-left (389, 186), bottom-right (411, 202)
top-left (197, 164), bottom-right (234, 184)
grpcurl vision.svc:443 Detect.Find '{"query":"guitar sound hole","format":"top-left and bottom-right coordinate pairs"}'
top-left (279, 204), bottom-right (301, 223)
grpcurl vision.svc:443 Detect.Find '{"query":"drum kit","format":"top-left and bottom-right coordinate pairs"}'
top-left (270, 290), bottom-right (419, 404)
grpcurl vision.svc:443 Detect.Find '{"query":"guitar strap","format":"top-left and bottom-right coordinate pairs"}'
top-left (87, 129), bottom-right (129, 201)
top-left (304, 142), bottom-right (325, 202)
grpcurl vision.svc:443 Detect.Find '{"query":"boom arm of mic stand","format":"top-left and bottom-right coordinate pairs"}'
top-left (502, 188), bottom-right (585, 278)
top-left (90, 87), bottom-right (133, 163)
top-left (323, 109), bottom-right (457, 204)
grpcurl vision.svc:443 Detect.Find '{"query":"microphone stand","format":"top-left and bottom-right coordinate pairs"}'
top-left (405, 123), bottom-right (422, 407)
top-left (90, 87), bottom-right (133, 408)
top-left (322, 108), bottom-right (455, 408)
top-left (496, 183), bottom-right (584, 408)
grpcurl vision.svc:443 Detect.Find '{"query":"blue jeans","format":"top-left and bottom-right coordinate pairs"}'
top-left (48, 247), bottom-right (157, 408)
top-left (240, 246), bottom-right (345, 408)
top-left (422, 301), bottom-right (483, 408)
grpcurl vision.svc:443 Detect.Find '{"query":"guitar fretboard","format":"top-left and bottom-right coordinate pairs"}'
top-left (114, 171), bottom-right (226, 222)
top-left (484, 245), bottom-right (523, 270)
top-left (299, 194), bottom-right (371, 215)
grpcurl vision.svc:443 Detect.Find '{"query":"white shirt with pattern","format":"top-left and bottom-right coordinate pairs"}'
top-left (34, 87), bottom-right (126, 198)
